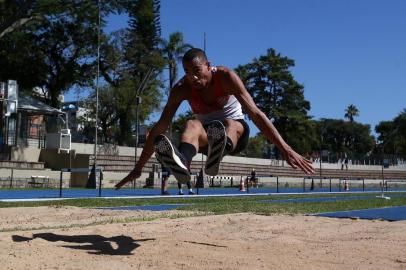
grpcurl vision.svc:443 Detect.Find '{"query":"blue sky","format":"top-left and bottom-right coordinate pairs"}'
top-left (69, 0), bottom-right (406, 136)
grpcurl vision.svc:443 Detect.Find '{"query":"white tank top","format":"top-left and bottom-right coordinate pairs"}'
top-left (188, 67), bottom-right (244, 124)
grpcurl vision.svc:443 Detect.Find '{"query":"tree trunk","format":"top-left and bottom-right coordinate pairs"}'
top-left (118, 113), bottom-right (131, 146)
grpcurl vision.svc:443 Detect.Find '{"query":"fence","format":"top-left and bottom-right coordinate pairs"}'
top-left (59, 167), bottom-right (103, 197)
top-left (1, 171), bottom-right (406, 199)
top-left (0, 176), bottom-right (59, 188)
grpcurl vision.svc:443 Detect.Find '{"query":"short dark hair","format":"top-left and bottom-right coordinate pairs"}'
top-left (182, 48), bottom-right (208, 63)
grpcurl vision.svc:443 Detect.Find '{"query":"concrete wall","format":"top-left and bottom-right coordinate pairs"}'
top-left (39, 149), bottom-right (90, 187)
top-left (70, 142), bottom-right (406, 171)
top-left (0, 168), bottom-right (70, 187)
top-left (10, 146), bottom-right (41, 162)
top-left (4, 144), bottom-right (406, 189)
top-left (71, 143), bottom-right (135, 156)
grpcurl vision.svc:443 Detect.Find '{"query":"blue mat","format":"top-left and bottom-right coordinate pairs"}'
top-left (260, 196), bottom-right (376, 204)
top-left (0, 187), bottom-right (389, 200)
top-left (314, 206), bottom-right (406, 221)
top-left (96, 204), bottom-right (188, 211)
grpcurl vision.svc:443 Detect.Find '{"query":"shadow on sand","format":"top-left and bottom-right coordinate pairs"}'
top-left (12, 233), bottom-right (155, 255)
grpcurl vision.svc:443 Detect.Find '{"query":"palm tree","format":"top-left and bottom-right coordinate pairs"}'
top-left (345, 104), bottom-right (359, 122)
top-left (160, 32), bottom-right (192, 138)
top-left (161, 32), bottom-right (192, 92)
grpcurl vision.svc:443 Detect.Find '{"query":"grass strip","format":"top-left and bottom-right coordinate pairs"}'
top-left (1, 192), bottom-right (405, 213)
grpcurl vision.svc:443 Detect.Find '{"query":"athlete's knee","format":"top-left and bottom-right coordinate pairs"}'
top-left (224, 119), bottom-right (244, 137)
top-left (181, 120), bottom-right (204, 141)
top-left (184, 119), bottom-right (203, 133)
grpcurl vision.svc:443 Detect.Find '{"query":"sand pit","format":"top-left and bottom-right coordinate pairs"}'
top-left (1, 206), bottom-right (405, 270)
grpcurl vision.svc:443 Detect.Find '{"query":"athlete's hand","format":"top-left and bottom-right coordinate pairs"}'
top-left (283, 147), bottom-right (315, 175)
top-left (115, 167), bottom-right (142, 190)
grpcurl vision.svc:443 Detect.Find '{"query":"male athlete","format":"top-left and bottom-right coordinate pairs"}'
top-left (115, 48), bottom-right (314, 189)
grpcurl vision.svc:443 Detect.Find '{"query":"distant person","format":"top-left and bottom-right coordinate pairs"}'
top-left (160, 162), bottom-right (194, 195)
top-left (341, 153), bottom-right (349, 170)
top-left (196, 168), bottom-right (205, 188)
top-left (344, 157), bottom-right (349, 170)
top-left (249, 168), bottom-right (258, 188)
top-left (161, 165), bottom-right (170, 195)
top-left (115, 48), bottom-right (314, 190)
top-left (177, 180), bottom-right (195, 195)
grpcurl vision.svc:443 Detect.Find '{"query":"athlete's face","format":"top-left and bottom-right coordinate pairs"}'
top-left (183, 57), bottom-right (211, 90)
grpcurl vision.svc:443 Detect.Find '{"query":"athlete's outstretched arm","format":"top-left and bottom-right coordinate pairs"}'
top-left (226, 69), bottom-right (315, 175)
top-left (115, 88), bottom-right (184, 190)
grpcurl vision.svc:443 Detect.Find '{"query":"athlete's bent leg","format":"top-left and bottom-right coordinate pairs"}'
top-left (154, 135), bottom-right (191, 183)
top-left (178, 119), bottom-right (208, 165)
top-left (223, 119), bottom-right (244, 153)
top-left (179, 119), bottom-right (208, 151)
top-left (204, 119), bottom-right (246, 176)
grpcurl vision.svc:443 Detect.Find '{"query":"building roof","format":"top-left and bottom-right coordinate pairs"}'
top-left (18, 95), bottom-right (63, 115)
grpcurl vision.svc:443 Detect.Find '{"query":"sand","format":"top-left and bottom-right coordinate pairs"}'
top-left (0, 206), bottom-right (405, 270)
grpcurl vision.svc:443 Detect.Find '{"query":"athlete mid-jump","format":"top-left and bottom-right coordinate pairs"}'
top-left (115, 48), bottom-right (314, 189)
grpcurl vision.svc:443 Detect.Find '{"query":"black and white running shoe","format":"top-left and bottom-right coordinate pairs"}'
top-left (205, 120), bottom-right (227, 176)
top-left (154, 134), bottom-right (191, 183)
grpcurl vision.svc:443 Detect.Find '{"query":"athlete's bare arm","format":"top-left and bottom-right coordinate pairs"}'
top-left (219, 67), bottom-right (315, 174)
top-left (115, 83), bottom-right (187, 189)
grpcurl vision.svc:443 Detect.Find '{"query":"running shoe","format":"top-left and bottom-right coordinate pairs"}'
top-left (205, 120), bottom-right (227, 176)
top-left (154, 134), bottom-right (191, 183)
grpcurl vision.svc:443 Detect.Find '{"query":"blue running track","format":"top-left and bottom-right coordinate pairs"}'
top-left (0, 186), bottom-right (388, 200)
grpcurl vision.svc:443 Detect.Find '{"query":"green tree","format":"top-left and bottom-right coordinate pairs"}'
top-left (171, 110), bottom-right (194, 146)
top-left (315, 118), bottom-right (375, 160)
top-left (0, 0), bottom-right (125, 38)
top-left (99, 29), bottom-right (127, 88)
top-left (235, 48), bottom-right (313, 154)
top-left (97, 0), bottom-right (165, 145)
top-left (393, 109), bottom-right (406, 155)
top-left (0, 0), bottom-right (38, 38)
top-left (160, 31), bottom-right (192, 138)
top-left (375, 109), bottom-right (406, 155)
top-left (86, 85), bottom-right (119, 143)
top-left (124, 0), bottom-right (163, 78)
top-left (344, 104), bottom-right (359, 122)
top-left (245, 134), bottom-right (269, 158)
top-left (160, 32), bottom-right (192, 92)
top-left (0, 1), bottom-right (107, 108)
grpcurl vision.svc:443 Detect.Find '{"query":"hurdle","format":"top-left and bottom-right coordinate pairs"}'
top-left (60, 167), bottom-right (103, 198)
top-left (381, 179), bottom-right (406, 191)
top-left (160, 171), bottom-right (201, 195)
top-left (244, 174), bottom-right (279, 193)
top-left (338, 178), bottom-right (365, 192)
top-left (303, 176), bottom-right (332, 192)
top-left (208, 175), bottom-right (235, 187)
top-left (377, 179), bottom-right (406, 200)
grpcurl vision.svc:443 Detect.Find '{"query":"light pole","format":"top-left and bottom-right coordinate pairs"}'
top-left (319, 133), bottom-right (322, 180)
top-left (133, 96), bottom-right (141, 188)
top-left (377, 128), bottom-right (398, 200)
top-left (91, 0), bottom-right (101, 189)
top-left (133, 69), bottom-right (153, 188)
top-left (319, 128), bottom-right (325, 180)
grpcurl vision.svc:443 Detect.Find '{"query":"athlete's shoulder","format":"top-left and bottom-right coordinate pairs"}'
top-left (214, 66), bottom-right (232, 75)
top-left (170, 77), bottom-right (192, 99)
top-left (172, 77), bottom-right (188, 91)
top-left (214, 66), bottom-right (246, 96)
top-left (214, 66), bottom-right (239, 84)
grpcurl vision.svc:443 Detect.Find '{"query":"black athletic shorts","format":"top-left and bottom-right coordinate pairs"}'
top-left (199, 119), bottom-right (250, 156)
